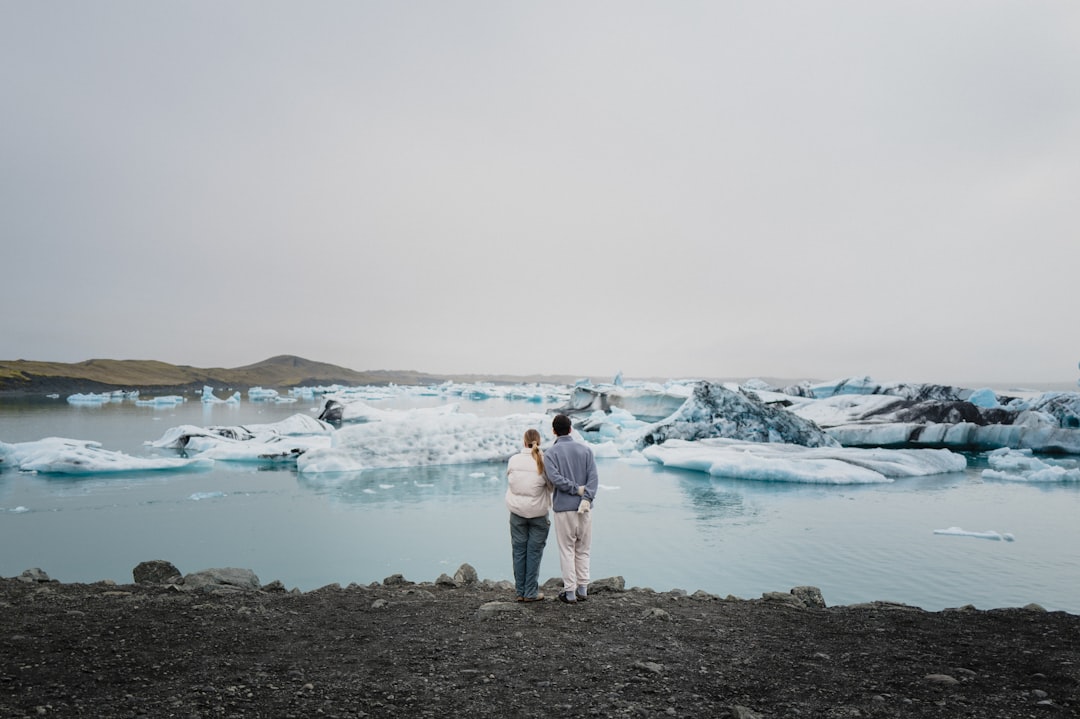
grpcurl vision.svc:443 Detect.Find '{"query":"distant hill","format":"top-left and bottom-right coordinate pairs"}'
top-left (0, 355), bottom-right (581, 396)
top-left (0, 355), bottom-right (436, 395)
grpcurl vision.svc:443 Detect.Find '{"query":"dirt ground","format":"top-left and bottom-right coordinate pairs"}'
top-left (2, 571), bottom-right (1077, 719)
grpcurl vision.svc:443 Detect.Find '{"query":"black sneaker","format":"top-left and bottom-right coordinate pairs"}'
top-left (557, 592), bottom-right (577, 604)
top-left (575, 592), bottom-right (588, 602)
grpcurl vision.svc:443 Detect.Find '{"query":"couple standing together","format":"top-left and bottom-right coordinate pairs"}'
top-left (504, 413), bottom-right (598, 604)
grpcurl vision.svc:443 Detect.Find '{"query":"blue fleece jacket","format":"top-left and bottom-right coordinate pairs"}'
top-left (544, 434), bottom-right (599, 512)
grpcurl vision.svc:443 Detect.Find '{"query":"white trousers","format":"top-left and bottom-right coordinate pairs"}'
top-left (553, 510), bottom-right (592, 594)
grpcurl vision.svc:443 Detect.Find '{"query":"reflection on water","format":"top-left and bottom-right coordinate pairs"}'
top-left (297, 464), bottom-right (506, 506)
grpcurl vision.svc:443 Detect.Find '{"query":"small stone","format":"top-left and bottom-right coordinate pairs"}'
top-left (924, 674), bottom-right (959, 685)
top-left (641, 608), bottom-right (672, 621)
top-left (371, 599), bottom-right (389, 609)
top-left (730, 706), bottom-right (764, 719)
top-left (1032, 689), bottom-right (1049, 699)
top-left (632, 661), bottom-right (663, 674)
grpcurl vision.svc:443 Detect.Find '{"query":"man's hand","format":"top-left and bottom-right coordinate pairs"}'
top-left (577, 486), bottom-right (586, 496)
top-left (577, 499), bottom-right (591, 514)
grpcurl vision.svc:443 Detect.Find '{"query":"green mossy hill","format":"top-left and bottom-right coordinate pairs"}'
top-left (0, 355), bottom-right (445, 395)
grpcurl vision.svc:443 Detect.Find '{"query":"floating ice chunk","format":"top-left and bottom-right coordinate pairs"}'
top-left (297, 412), bottom-right (550, 473)
top-left (642, 439), bottom-right (966, 484)
top-left (981, 448), bottom-right (1080, 482)
top-left (66, 392), bottom-right (112, 404)
top-left (135, 395), bottom-right (185, 406)
top-left (8, 506), bottom-right (30, 513)
top-left (201, 386), bottom-right (241, 404)
top-left (189, 491), bottom-right (226, 501)
top-left (318, 398), bottom-right (460, 424)
top-left (0, 437), bottom-right (213, 475)
top-left (148, 414), bottom-right (334, 463)
top-left (933, 527), bottom-right (1015, 541)
top-left (469, 472), bottom-right (486, 478)
top-left (248, 387), bottom-right (279, 401)
top-left (967, 388), bottom-right (1000, 409)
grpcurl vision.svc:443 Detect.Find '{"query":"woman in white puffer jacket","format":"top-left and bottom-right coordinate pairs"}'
top-left (505, 428), bottom-right (552, 602)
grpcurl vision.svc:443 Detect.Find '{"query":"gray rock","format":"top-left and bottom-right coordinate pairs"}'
top-left (590, 576), bottom-right (626, 593)
top-left (454, 563), bottom-right (478, 586)
top-left (181, 567), bottom-right (261, 593)
top-left (633, 660), bottom-right (664, 674)
top-left (691, 590), bottom-right (718, 601)
top-left (924, 673), bottom-right (959, 685)
top-left (790, 585), bottom-right (826, 608)
top-left (1024, 603), bottom-right (1047, 612)
top-left (133, 560), bottom-right (182, 585)
top-left (382, 574), bottom-right (413, 587)
top-left (262, 580), bottom-right (287, 593)
top-left (762, 591), bottom-right (805, 607)
top-left (642, 608), bottom-right (672, 621)
top-left (730, 706), bottom-right (764, 719)
top-left (371, 598), bottom-right (388, 609)
top-left (475, 601), bottom-right (523, 620)
top-left (435, 573), bottom-right (457, 587)
top-left (17, 568), bottom-right (51, 583)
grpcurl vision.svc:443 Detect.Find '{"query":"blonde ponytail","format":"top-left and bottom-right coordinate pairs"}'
top-left (524, 428), bottom-right (545, 476)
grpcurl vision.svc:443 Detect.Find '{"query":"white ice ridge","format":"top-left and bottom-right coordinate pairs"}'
top-left (297, 412), bottom-right (552, 473)
top-left (641, 438), bottom-right (967, 484)
top-left (981, 448), bottom-right (1080, 482)
top-left (0, 437), bottom-right (213, 475)
top-left (148, 414), bottom-right (334, 463)
top-left (933, 527), bottom-right (1016, 541)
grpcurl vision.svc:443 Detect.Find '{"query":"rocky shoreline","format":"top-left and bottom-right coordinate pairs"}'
top-left (3, 563), bottom-right (1077, 718)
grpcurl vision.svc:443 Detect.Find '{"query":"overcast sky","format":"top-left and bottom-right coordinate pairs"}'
top-left (2, 2), bottom-right (1078, 385)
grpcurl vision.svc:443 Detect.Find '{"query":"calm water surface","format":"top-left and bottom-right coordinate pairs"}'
top-left (2, 394), bottom-right (1079, 612)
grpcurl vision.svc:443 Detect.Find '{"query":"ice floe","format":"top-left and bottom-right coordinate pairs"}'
top-left (933, 527), bottom-right (1015, 541)
top-left (297, 412), bottom-right (551, 473)
top-left (148, 414), bottom-right (334, 462)
top-left (0, 437), bottom-right (213, 475)
top-left (981, 448), bottom-right (1080, 482)
top-left (642, 438), bottom-right (967, 484)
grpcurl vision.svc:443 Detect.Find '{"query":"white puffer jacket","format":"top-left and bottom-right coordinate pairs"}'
top-left (505, 449), bottom-right (551, 518)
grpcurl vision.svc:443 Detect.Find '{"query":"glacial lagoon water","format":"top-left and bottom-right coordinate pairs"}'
top-left (2, 392), bottom-right (1079, 613)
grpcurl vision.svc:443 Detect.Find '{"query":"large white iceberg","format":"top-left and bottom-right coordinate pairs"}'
top-left (297, 412), bottom-right (551, 473)
top-left (642, 438), bottom-right (967, 484)
top-left (0, 437), bottom-right (213, 474)
top-left (148, 414), bottom-right (335, 462)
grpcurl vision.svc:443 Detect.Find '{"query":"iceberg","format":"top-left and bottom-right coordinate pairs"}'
top-left (637, 382), bottom-right (838, 449)
top-left (784, 377), bottom-right (1080, 454)
top-left (135, 395), bottom-right (185, 407)
top-left (66, 392), bottom-right (113, 405)
top-left (201, 386), bottom-right (241, 404)
top-left (642, 438), bottom-right (966, 484)
top-left (318, 398), bottom-right (460, 424)
top-left (555, 381), bottom-right (693, 423)
top-left (0, 437), bottom-right (213, 474)
top-left (148, 414), bottom-right (335, 463)
top-left (981, 448), bottom-right (1080, 482)
top-left (297, 412), bottom-right (551, 473)
top-left (248, 387), bottom-right (279, 401)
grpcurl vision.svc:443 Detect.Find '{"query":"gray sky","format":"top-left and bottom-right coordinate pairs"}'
top-left (2, 2), bottom-right (1079, 385)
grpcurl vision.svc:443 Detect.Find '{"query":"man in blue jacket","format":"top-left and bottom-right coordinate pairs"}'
top-left (543, 413), bottom-right (599, 604)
